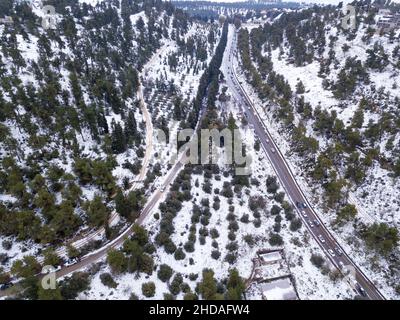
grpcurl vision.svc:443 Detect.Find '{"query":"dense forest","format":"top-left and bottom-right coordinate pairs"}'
top-left (0, 0), bottom-right (212, 249)
top-left (0, 0), bottom-right (238, 300)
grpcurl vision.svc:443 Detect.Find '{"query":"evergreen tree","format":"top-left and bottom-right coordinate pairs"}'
top-left (111, 121), bottom-right (127, 154)
top-left (107, 249), bottom-right (128, 274)
top-left (85, 195), bottom-right (109, 228)
top-left (225, 268), bottom-right (245, 300)
top-left (199, 269), bottom-right (218, 300)
top-left (124, 109), bottom-right (137, 145)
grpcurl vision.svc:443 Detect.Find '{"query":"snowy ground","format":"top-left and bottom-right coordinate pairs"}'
top-left (80, 72), bottom-right (354, 300)
top-left (236, 21), bottom-right (400, 298)
top-left (260, 20), bottom-right (400, 227)
top-left (143, 22), bottom-right (221, 185)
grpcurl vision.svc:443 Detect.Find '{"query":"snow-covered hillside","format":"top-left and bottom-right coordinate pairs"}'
top-left (0, 0), bottom-right (222, 299)
top-left (236, 2), bottom-right (400, 298)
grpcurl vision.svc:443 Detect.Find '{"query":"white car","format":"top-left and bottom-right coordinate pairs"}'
top-left (271, 147), bottom-right (276, 154)
top-left (318, 235), bottom-right (326, 243)
top-left (328, 249), bottom-right (336, 257)
top-left (160, 186), bottom-right (166, 193)
top-left (309, 221), bottom-right (314, 228)
top-left (65, 258), bottom-right (79, 267)
top-left (301, 210), bottom-right (307, 217)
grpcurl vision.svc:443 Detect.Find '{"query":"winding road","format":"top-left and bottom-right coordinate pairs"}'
top-left (0, 25), bottom-right (386, 301)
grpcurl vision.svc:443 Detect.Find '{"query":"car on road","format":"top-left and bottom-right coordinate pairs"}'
top-left (318, 235), bottom-right (326, 243)
top-left (314, 219), bottom-right (320, 227)
top-left (160, 186), bottom-right (166, 193)
top-left (309, 221), bottom-right (314, 228)
top-left (296, 202), bottom-right (308, 209)
top-left (0, 282), bottom-right (13, 291)
top-left (328, 249), bottom-right (336, 257)
top-left (335, 247), bottom-right (343, 256)
top-left (355, 282), bottom-right (367, 297)
top-left (271, 147), bottom-right (276, 154)
top-left (338, 261), bottom-right (349, 273)
top-left (301, 210), bottom-right (307, 217)
top-left (65, 257), bottom-right (80, 267)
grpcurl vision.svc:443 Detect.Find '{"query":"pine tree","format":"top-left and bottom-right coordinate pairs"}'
top-left (107, 249), bottom-right (128, 274)
top-left (115, 190), bottom-right (130, 218)
top-left (111, 121), bottom-right (127, 154)
top-left (124, 109), bottom-right (137, 144)
top-left (86, 195), bottom-right (109, 228)
top-left (226, 268), bottom-right (245, 300)
top-left (295, 80), bottom-right (305, 94)
top-left (37, 283), bottom-right (63, 300)
top-left (199, 269), bottom-right (218, 300)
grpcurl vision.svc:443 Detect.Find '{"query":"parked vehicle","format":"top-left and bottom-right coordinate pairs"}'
top-left (296, 202), bottom-right (308, 209)
top-left (0, 282), bottom-right (13, 291)
top-left (65, 257), bottom-right (80, 267)
top-left (335, 247), bottom-right (343, 256)
top-left (355, 282), bottom-right (367, 297)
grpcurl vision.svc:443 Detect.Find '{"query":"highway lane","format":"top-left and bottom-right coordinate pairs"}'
top-left (224, 26), bottom-right (385, 300)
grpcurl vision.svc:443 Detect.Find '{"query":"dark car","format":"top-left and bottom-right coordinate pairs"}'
top-left (355, 283), bottom-right (367, 297)
top-left (296, 202), bottom-right (308, 209)
top-left (0, 282), bottom-right (13, 291)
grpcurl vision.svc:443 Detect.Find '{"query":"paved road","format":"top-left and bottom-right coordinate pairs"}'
top-left (55, 161), bottom-right (184, 279)
top-left (53, 80), bottom-right (155, 256)
top-left (0, 42), bottom-right (200, 297)
top-left (1, 28), bottom-right (385, 300)
top-left (223, 26), bottom-right (385, 300)
top-left (0, 159), bottom-right (184, 297)
top-left (54, 108), bottom-right (206, 279)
